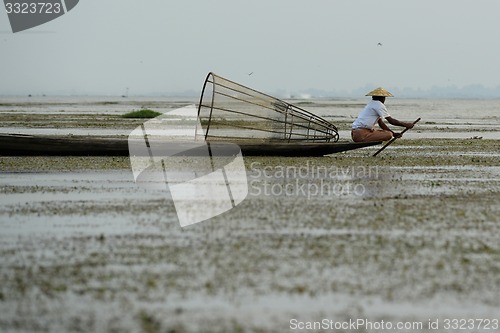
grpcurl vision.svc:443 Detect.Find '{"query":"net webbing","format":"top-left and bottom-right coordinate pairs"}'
top-left (197, 73), bottom-right (339, 143)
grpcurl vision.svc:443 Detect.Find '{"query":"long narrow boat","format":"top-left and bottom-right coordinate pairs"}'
top-left (0, 73), bottom-right (383, 157)
top-left (0, 134), bottom-right (380, 157)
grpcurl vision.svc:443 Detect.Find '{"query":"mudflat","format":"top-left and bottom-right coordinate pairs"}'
top-left (0, 97), bottom-right (499, 332)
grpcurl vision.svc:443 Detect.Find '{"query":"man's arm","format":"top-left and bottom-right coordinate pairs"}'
top-left (378, 118), bottom-right (402, 138)
top-left (386, 116), bottom-right (414, 129)
top-left (377, 118), bottom-right (392, 131)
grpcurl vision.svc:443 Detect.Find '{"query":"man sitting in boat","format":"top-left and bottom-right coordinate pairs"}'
top-left (351, 87), bottom-right (414, 143)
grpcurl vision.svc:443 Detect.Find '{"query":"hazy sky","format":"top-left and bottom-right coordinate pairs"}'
top-left (1, 0), bottom-right (500, 96)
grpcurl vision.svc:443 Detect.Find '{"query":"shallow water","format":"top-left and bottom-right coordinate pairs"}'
top-left (1, 97), bottom-right (499, 140)
top-left (0, 98), bottom-right (499, 332)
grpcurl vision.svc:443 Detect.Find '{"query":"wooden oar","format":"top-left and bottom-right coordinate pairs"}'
top-left (372, 118), bottom-right (421, 157)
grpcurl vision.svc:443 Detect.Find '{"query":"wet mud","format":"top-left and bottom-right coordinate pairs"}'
top-left (0, 98), bottom-right (499, 332)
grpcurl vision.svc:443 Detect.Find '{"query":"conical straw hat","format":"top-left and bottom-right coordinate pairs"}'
top-left (365, 87), bottom-right (394, 97)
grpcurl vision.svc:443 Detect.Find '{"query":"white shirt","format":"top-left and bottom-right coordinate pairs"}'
top-left (352, 100), bottom-right (391, 130)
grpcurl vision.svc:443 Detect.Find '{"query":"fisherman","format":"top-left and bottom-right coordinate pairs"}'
top-left (351, 87), bottom-right (414, 143)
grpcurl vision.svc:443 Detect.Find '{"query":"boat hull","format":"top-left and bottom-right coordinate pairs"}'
top-left (0, 134), bottom-right (380, 157)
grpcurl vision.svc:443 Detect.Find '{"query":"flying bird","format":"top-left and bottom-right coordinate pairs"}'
top-left (377, 42), bottom-right (383, 46)
top-left (248, 72), bottom-right (254, 76)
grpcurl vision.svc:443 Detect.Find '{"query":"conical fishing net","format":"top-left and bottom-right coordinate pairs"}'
top-left (197, 73), bottom-right (339, 143)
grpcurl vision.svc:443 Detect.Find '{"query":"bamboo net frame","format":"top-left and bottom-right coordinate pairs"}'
top-left (196, 73), bottom-right (339, 143)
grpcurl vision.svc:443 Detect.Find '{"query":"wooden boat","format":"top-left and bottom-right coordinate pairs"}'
top-left (0, 134), bottom-right (128, 156)
top-left (0, 73), bottom-right (382, 157)
top-left (0, 134), bottom-right (380, 157)
top-left (222, 140), bottom-right (381, 156)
